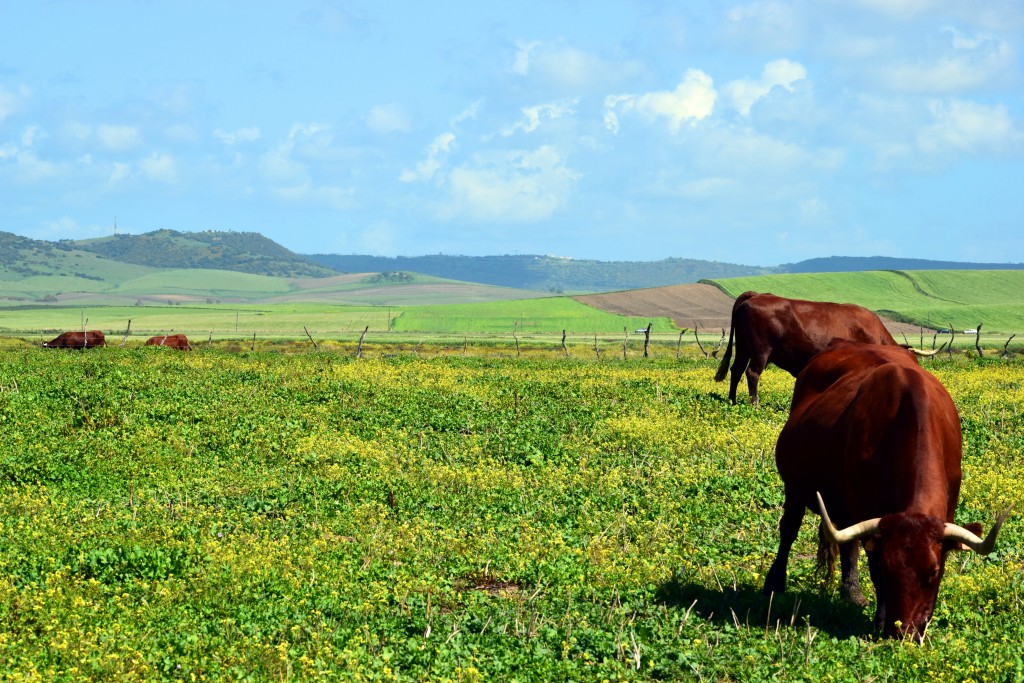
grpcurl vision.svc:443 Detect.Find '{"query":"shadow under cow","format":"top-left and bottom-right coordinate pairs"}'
top-left (655, 577), bottom-right (873, 640)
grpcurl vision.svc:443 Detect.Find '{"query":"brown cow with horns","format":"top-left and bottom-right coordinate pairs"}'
top-left (762, 340), bottom-right (1010, 640)
top-left (145, 334), bottom-right (192, 351)
top-left (715, 291), bottom-right (932, 406)
top-left (42, 330), bottom-right (106, 349)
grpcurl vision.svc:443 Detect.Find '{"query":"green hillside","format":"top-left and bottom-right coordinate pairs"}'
top-left (708, 270), bottom-right (1024, 333)
top-left (70, 229), bottom-right (336, 277)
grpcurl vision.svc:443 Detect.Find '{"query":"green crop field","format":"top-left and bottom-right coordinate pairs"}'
top-left (393, 298), bottom-right (673, 335)
top-left (710, 270), bottom-right (1024, 334)
top-left (0, 347), bottom-right (1021, 680)
top-left (0, 297), bottom-right (678, 344)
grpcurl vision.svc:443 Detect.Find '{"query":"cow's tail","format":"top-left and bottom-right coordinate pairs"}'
top-left (714, 324), bottom-right (735, 382)
top-left (816, 521), bottom-right (839, 580)
top-left (714, 292), bottom-right (754, 382)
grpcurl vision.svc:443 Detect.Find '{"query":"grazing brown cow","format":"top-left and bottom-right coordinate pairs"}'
top-left (145, 334), bottom-right (192, 351)
top-left (714, 291), bottom-right (907, 406)
top-left (762, 340), bottom-right (1010, 640)
top-left (42, 330), bottom-right (107, 349)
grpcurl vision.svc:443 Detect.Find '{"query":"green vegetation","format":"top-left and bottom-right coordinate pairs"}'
top-left (709, 270), bottom-right (1024, 333)
top-left (393, 298), bottom-right (674, 335)
top-left (0, 348), bottom-right (1021, 680)
top-left (69, 229), bottom-right (336, 278)
top-left (309, 254), bottom-right (774, 292)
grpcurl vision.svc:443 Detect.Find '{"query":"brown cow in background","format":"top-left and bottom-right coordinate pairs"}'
top-left (145, 334), bottom-right (192, 351)
top-left (715, 291), bottom-right (911, 405)
top-left (43, 330), bottom-right (106, 349)
top-left (762, 340), bottom-right (1009, 640)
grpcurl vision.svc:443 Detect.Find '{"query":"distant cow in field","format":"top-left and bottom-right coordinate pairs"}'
top-left (145, 334), bottom-right (192, 351)
top-left (43, 330), bottom-right (106, 349)
top-left (715, 291), bottom-right (929, 406)
top-left (762, 340), bottom-right (1010, 640)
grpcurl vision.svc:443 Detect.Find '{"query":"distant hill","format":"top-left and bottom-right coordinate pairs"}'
top-left (306, 254), bottom-right (773, 292)
top-left (778, 256), bottom-right (1024, 273)
top-left (68, 229), bottom-right (336, 278)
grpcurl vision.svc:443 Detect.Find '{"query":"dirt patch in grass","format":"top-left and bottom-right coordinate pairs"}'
top-left (576, 283), bottom-right (926, 337)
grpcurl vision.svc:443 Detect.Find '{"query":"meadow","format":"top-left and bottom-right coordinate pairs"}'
top-left (711, 270), bottom-right (1024, 334)
top-left (1, 344), bottom-right (1022, 681)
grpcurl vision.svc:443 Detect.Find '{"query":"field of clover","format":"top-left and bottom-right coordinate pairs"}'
top-left (0, 345), bottom-right (1022, 682)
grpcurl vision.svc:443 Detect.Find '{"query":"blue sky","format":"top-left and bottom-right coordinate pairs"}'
top-left (1, 1), bottom-right (1022, 266)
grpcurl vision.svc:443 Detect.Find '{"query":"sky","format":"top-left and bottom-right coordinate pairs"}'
top-left (1, 1), bottom-right (1022, 267)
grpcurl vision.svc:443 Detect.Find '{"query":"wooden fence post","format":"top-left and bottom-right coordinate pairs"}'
top-left (120, 319), bottom-right (132, 347)
top-left (1003, 334), bottom-right (1016, 359)
top-left (975, 324), bottom-right (983, 358)
top-left (642, 323), bottom-right (652, 358)
top-left (356, 325), bottom-right (369, 359)
top-left (561, 330), bottom-right (569, 358)
top-left (594, 333), bottom-right (601, 361)
top-left (304, 326), bottom-right (319, 350)
top-left (622, 327), bottom-right (628, 361)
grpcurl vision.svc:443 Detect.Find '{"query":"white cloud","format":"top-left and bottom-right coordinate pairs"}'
top-left (97, 125), bottom-right (142, 152)
top-left (140, 152), bottom-right (177, 183)
top-left (0, 85), bottom-right (30, 123)
top-left (879, 28), bottom-right (1012, 94)
top-left (604, 69), bottom-right (717, 134)
top-left (443, 146), bottom-right (579, 222)
top-left (107, 162), bottom-right (132, 186)
top-left (511, 41), bottom-right (642, 91)
top-left (452, 99), bottom-right (484, 126)
top-left (214, 126), bottom-right (261, 145)
top-left (21, 125), bottom-right (44, 147)
top-left (917, 98), bottom-right (1020, 154)
top-left (501, 100), bottom-right (577, 136)
top-left (724, 59), bottom-right (807, 116)
top-left (367, 104), bottom-right (411, 134)
top-left (400, 132), bottom-right (455, 183)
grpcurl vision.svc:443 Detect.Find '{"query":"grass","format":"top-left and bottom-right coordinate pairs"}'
top-left (0, 347), bottom-right (1021, 680)
top-left (710, 270), bottom-right (1024, 333)
top-left (394, 297), bottom-right (675, 335)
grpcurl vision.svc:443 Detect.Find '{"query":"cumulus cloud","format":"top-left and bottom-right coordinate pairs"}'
top-left (724, 59), bottom-right (807, 115)
top-left (917, 98), bottom-right (1020, 154)
top-left (604, 69), bottom-right (716, 133)
top-left (501, 100), bottom-right (577, 136)
top-left (367, 104), bottom-right (411, 134)
top-left (443, 146), bottom-right (579, 222)
top-left (214, 126), bottom-right (262, 145)
top-left (399, 132), bottom-right (456, 183)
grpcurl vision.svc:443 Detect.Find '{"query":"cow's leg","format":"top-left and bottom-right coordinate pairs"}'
top-left (838, 541), bottom-right (868, 606)
top-left (745, 353), bottom-right (770, 407)
top-left (763, 496), bottom-right (805, 595)
top-left (728, 352), bottom-right (750, 405)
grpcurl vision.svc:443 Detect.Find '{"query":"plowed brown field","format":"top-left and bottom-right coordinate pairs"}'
top-left (575, 283), bottom-right (923, 336)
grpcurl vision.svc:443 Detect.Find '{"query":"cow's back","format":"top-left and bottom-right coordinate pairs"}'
top-left (777, 341), bottom-right (959, 524)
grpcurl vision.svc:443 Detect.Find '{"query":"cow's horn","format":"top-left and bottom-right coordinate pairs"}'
top-left (943, 505), bottom-right (1013, 555)
top-left (816, 491), bottom-right (881, 544)
top-left (903, 345), bottom-right (941, 357)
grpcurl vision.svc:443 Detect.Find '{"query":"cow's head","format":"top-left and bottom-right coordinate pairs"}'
top-left (817, 493), bottom-right (1010, 640)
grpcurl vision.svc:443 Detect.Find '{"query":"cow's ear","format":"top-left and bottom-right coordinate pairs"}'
top-left (863, 538), bottom-right (876, 552)
top-left (948, 522), bottom-right (984, 551)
